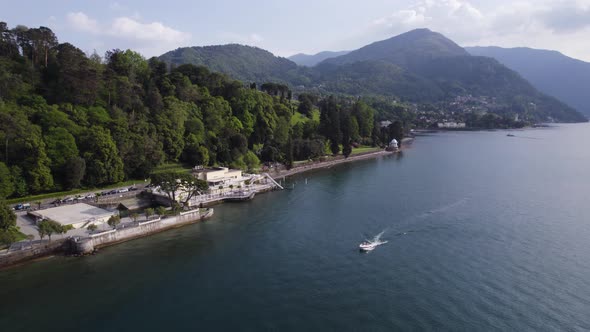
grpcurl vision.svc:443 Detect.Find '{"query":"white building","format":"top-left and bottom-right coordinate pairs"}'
top-left (389, 139), bottom-right (398, 149)
top-left (193, 167), bottom-right (244, 187)
top-left (437, 122), bottom-right (466, 129)
top-left (28, 203), bottom-right (116, 229)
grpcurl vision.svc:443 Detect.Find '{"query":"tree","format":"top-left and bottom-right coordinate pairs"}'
top-left (44, 127), bottom-right (79, 189)
top-left (107, 215), bottom-right (121, 229)
top-left (87, 224), bottom-right (97, 232)
top-left (340, 110), bottom-right (353, 158)
top-left (144, 208), bottom-right (154, 221)
top-left (150, 171), bottom-right (208, 207)
top-left (63, 157), bottom-right (86, 190)
top-left (352, 101), bottom-right (374, 138)
top-left (131, 213), bottom-right (139, 223)
top-left (285, 136), bottom-right (294, 168)
top-left (37, 26), bottom-right (58, 67)
top-left (0, 162), bottom-right (14, 198)
top-left (37, 224), bottom-right (46, 241)
top-left (26, 234), bottom-right (34, 247)
top-left (0, 200), bottom-right (16, 230)
top-left (79, 126), bottom-right (124, 186)
top-left (388, 121), bottom-right (404, 146)
top-left (319, 96), bottom-right (341, 155)
top-left (156, 206), bottom-right (167, 218)
top-left (0, 230), bottom-right (18, 248)
top-left (37, 219), bottom-right (62, 242)
top-left (242, 150), bottom-right (260, 171)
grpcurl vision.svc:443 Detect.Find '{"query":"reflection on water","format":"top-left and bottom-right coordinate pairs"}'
top-left (1, 124), bottom-right (590, 331)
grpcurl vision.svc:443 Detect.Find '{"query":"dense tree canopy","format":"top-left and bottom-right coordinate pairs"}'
top-left (0, 21), bottom-right (385, 199)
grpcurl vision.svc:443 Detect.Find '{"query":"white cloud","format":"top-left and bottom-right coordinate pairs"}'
top-left (65, 12), bottom-right (191, 56)
top-left (108, 17), bottom-right (190, 43)
top-left (370, 0), bottom-right (485, 43)
top-left (66, 12), bottom-right (100, 34)
top-left (366, 0), bottom-right (590, 61)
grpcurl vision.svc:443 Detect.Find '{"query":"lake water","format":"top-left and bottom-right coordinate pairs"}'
top-left (1, 124), bottom-right (590, 331)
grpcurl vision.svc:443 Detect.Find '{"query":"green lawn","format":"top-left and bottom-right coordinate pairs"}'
top-left (151, 162), bottom-right (193, 174)
top-left (290, 109), bottom-right (320, 126)
top-left (0, 227), bottom-right (27, 249)
top-left (351, 146), bottom-right (381, 155)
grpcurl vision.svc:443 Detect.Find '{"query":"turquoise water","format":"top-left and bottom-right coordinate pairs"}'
top-left (1, 125), bottom-right (590, 331)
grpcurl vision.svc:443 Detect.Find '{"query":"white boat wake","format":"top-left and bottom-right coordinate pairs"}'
top-left (359, 230), bottom-right (388, 252)
top-left (359, 198), bottom-right (470, 252)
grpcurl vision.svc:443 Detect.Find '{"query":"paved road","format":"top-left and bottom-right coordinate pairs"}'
top-left (11, 182), bottom-right (149, 211)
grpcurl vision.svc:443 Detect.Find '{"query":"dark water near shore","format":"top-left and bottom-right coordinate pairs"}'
top-left (2, 125), bottom-right (590, 331)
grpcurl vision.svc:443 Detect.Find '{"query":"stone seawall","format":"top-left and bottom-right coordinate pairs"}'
top-left (0, 240), bottom-right (66, 269)
top-left (88, 208), bottom-right (214, 250)
top-left (0, 208), bottom-right (214, 269)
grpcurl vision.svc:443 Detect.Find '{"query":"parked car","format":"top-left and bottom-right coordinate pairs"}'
top-left (118, 188), bottom-right (129, 193)
top-left (14, 203), bottom-right (31, 210)
top-left (128, 187), bottom-right (138, 191)
top-left (85, 193), bottom-right (96, 199)
top-left (63, 197), bottom-right (75, 203)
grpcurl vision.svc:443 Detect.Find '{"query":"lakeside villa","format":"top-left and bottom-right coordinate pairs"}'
top-left (192, 166), bottom-right (245, 187)
top-left (152, 166), bottom-right (275, 207)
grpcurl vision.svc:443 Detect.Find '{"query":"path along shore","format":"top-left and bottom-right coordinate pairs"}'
top-left (270, 149), bottom-right (397, 180)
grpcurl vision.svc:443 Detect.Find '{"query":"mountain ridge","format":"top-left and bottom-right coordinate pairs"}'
top-left (466, 46), bottom-right (590, 116)
top-left (289, 51), bottom-right (350, 67)
top-left (158, 29), bottom-right (587, 123)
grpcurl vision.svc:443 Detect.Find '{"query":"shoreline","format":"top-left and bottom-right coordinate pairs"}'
top-left (270, 149), bottom-right (397, 180)
top-left (1, 149), bottom-right (397, 270)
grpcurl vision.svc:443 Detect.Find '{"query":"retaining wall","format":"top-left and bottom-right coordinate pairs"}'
top-left (90, 209), bottom-right (213, 248)
top-left (0, 240), bottom-right (66, 269)
top-left (0, 209), bottom-right (214, 269)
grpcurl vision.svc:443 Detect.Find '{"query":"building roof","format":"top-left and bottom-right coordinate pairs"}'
top-left (117, 197), bottom-right (152, 211)
top-left (29, 203), bottom-right (115, 226)
top-left (193, 167), bottom-right (228, 174)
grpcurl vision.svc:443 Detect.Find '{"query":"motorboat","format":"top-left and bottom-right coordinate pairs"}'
top-left (359, 242), bottom-right (377, 252)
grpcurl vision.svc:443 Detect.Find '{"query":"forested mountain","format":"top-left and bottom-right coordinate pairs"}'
top-left (159, 44), bottom-right (308, 85)
top-left (289, 51), bottom-right (350, 67)
top-left (319, 28), bottom-right (468, 68)
top-left (466, 46), bottom-right (590, 116)
top-left (1, 22), bottom-right (402, 200)
top-left (160, 29), bottom-right (586, 123)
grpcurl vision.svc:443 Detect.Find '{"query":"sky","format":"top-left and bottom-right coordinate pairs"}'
top-left (2, 0), bottom-right (590, 61)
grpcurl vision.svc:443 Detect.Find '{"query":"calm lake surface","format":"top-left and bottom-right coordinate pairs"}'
top-left (2, 124), bottom-right (590, 331)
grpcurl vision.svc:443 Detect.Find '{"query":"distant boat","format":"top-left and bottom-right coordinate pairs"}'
top-left (507, 134), bottom-right (515, 137)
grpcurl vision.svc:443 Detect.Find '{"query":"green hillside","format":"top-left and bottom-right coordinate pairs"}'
top-left (159, 29), bottom-right (586, 123)
top-left (160, 44), bottom-right (305, 84)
